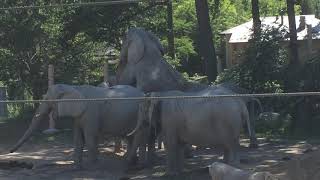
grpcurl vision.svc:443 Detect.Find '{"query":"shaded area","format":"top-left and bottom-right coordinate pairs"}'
top-left (0, 119), bottom-right (320, 179)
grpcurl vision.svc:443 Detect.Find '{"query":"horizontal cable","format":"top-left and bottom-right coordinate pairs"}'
top-left (1, 91), bottom-right (320, 104)
top-left (0, 0), bottom-right (165, 11)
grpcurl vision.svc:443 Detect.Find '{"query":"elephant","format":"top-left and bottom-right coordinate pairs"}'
top-left (209, 162), bottom-right (279, 180)
top-left (116, 27), bottom-right (261, 148)
top-left (9, 84), bottom-right (144, 168)
top-left (128, 88), bottom-right (251, 175)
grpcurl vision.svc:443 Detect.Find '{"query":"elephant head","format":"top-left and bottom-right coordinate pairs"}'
top-left (10, 84), bottom-right (87, 153)
top-left (117, 28), bottom-right (164, 85)
top-left (116, 28), bottom-right (204, 93)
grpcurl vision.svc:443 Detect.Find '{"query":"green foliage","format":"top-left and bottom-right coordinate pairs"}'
top-left (216, 27), bottom-right (287, 93)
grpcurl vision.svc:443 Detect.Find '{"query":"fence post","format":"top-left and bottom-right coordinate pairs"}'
top-left (43, 64), bottom-right (59, 134)
top-left (307, 24), bottom-right (313, 59)
top-left (104, 59), bottom-right (122, 153)
top-left (0, 87), bottom-right (7, 117)
top-left (104, 61), bottom-right (109, 82)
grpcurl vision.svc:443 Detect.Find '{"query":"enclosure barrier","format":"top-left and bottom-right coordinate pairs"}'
top-left (0, 0), bottom-right (166, 11)
top-left (1, 91), bottom-right (320, 104)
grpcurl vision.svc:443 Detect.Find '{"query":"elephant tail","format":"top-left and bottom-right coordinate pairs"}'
top-left (251, 97), bottom-right (263, 115)
top-left (242, 105), bottom-right (251, 138)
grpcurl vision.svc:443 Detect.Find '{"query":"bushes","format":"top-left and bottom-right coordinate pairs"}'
top-left (216, 27), bottom-right (320, 137)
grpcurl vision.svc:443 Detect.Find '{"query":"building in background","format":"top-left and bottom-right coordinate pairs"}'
top-left (219, 15), bottom-right (320, 72)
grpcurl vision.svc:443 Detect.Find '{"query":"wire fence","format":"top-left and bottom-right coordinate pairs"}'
top-left (0, 91), bottom-right (320, 104)
top-left (0, 0), bottom-right (166, 11)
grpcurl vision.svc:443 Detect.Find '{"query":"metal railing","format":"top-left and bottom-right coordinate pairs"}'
top-left (0, 0), bottom-right (166, 11)
top-left (1, 91), bottom-right (320, 104)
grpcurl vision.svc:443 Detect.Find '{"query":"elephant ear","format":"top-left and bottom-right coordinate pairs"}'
top-left (57, 88), bottom-right (87, 118)
top-left (146, 31), bottom-right (164, 56)
top-left (127, 32), bottom-right (145, 64)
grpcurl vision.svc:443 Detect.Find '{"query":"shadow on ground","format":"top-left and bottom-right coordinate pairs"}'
top-left (0, 118), bottom-right (320, 180)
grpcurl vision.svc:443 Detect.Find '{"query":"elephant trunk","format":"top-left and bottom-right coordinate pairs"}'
top-left (127, 103), bottom-right (145, 136)
top-left (10, 108), bottom-right (48, 153)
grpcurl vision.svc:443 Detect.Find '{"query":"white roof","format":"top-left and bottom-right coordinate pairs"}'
top-left (220, 15), bottom-right (320, 43)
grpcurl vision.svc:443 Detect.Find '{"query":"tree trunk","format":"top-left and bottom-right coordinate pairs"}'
top-left (299, 0), bottom-right (312, 14)
top-left (251, 0), bottom-right (261, 38)
top-left (287, 0), bottom-right (299, 66)
top-left (195, 0), bottom-right (217, 82)
top-left (287, 0), bottom-right (304, 135)
top-left (167, 0), bottom-right (175, 60)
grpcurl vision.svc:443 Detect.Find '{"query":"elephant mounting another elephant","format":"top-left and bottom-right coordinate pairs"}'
top-left (116, 27), bottom-right (261, 148)
top-left (9, 84), bottom-right (145, 168)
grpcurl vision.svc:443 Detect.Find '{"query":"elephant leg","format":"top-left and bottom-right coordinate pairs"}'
top-left (223, 140), bottom-right (240, 165)
top-left (157, 134), bottom-right (163, 149)
top-left (146, 129), bottom-right (157, 166)
top-left (73, 125), bottom-right (84, 168)
top-left (84, 129), bottom-right (98, 165)
top-left (126, 131), bottom-right (142, 167)
top-left (184, 144), bottom-right (193, 158)
top-left (248, 102), bottom-right (258, 148)
top-left (176, 143), bottom-right (185, 174)
top-left (165, 134), bottom-right (179, 176)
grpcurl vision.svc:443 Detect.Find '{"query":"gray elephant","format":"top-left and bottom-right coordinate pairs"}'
top-left (129, 88), bottom-right (251, 175)
top-left (9, 84), bottom-right (144, 168)
top-left (116, 28), bottom-right (261, 148)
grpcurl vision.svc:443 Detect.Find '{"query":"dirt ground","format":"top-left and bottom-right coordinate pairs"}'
top-left (0, 118), bottom-right (320, 180)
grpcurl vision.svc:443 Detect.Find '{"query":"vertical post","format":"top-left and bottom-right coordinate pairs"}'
top-left (48, 64), bottom-right (55, 130)
top-left (104, 61), bottom-right (109, 82)
top-left (167, 0), bottom-right (175, 59)
top-left (225, 34), bottom-right (232, 68)
top-left (48, 64), bottom-right (54, 87)
top-left (307, 24), bottom-right (313, 59)
top-left (43, 64), bottom-right (58, 134)
top-left (104, 58), bottom-right (122, 153)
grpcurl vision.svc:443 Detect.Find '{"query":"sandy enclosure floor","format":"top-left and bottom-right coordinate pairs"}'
top-left (0, 120), bottom-right (320, 180)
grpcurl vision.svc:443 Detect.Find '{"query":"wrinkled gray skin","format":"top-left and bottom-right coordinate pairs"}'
top-left (129, 88), bottom-right (250, 175)
top-left (9, 84), bottom-right (144, 168)
top-left (116, 27), bottom-right (260, 148)
top-left (209, 162), bottom-right (279, 180)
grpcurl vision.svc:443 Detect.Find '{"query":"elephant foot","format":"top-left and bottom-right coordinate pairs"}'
top-left (165, 171), bottom-right (182, 178)
top-left (126, 155), bottom-right (138, 166)
top-left (73, 163), bottom-right (84, 171)
top-left (125, 163), bottom-right (145, 173)
top-left (184, 151), bottom-right (193, 159)
top-left (249, 143), bottom-right (259, 149)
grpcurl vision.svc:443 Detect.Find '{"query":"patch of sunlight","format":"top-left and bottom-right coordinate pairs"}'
top-left (285, 149), bottom-right (303, 154)
top-left (47, 136), bottom-right (55, 141)
top-left (256, 164), bottom-right (270, 168)
top-left (131, 175), bottom-right (148, 179)
top-left (55, 160), bottom-right (73, 165)
top-left (263, 160), bottom-right (278, 163)
top-left (115, 152), bottom-right (125, 156)
top-left (17, 155), bottom-right (43, 160)
top-left (63, 149), bottom-right (73, 153)
top-left (152, 171), bottom-right (166, 177)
